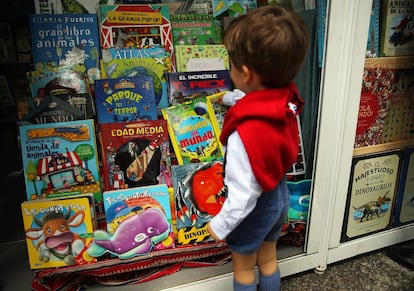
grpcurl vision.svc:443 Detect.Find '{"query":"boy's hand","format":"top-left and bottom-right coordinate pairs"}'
top-left (206, 221), bottom-right (221, 242)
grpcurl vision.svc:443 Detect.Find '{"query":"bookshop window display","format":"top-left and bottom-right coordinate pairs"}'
top-left (3, 0), bottom-right (403, 290)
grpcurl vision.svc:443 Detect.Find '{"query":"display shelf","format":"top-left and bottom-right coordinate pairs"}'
top-left (364, 56), bottom-right (414, 69)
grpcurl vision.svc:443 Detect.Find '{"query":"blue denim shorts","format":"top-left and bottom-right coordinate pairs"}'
top-left (226, 177), bottom-right (289, 254)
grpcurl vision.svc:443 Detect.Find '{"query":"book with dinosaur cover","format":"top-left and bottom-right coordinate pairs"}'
top-left (171, 161), bottom-right (225, 245)
top-left (19, 119), bottom-right (102, 202)
top-left (341, 150), bottom-right (402, 242)
top-left (21, 196), bottom-right (96, 269)
top-left (174, 44), bottom-right (229, 72)
top-left (94, 76), bottom-right (158, 124)
top-left (380, 0), bottom-right (414, 57)
top-left (86, 184), bottom-right (174, 259)
top-left (99, 119), bottom-right (171, 191)
top-left (167, 70), bottom-right (232, 105)
top-left (161, 97), bottom-right (224, 165)
top-left (29, 13), bottom-right (101, 83)
top-left (100, 56), bottom-right (172, 113)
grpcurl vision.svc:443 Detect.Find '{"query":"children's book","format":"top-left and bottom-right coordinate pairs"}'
top-left (94, 76), bottom-right (158, 124)
top-left (27, 65), bottom-right (91, 99)
top-left (380, 0), bottom-right (414, 57)
top-left (205, 91), bottom-right (228, 136)
top-left (171, 161), bottom-right (226, 244)
top-left (212, 0), bottom-right (257, 17)
top-left (19, 119), bottom-right (102, 202)
top-left (21, 196), bottom-right (96, 269)
top-left (19, 95), bottom-right (86, 125)
top-left (29, 14), bottom-right (101, 83)
top-left (99, 119), bottom-right (171, 191)
top-left (162, 97), bottom-right (224, 165)
top-left (101, 44), bottom-right (166, 63)
top-left (33, 0), bottom-right (119, 14)
top-left (174, 44), bottom-right (229, 72)
top-left (98, 3), bottom-right (175, 66)
top-left (168, 70), bottom-right (232, 105)
top-left (171, 13), bottom-right (219, 45)
top-left (87, 184), bottom-right (174, 259)
top-left (101, 56), bottom-right (172, 113)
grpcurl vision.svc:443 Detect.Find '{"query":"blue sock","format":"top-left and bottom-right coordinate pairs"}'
top-left (233, 279), bottom-right (257, 291)
top-left (259, 269), bottom-right (281, 291)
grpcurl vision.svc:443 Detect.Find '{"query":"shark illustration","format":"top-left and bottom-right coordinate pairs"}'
top-left (87, 208), bottom-right (170, 259)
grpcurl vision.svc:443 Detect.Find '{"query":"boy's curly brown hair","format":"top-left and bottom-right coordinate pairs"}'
top-left (224, 5), bottom-right (309, 88)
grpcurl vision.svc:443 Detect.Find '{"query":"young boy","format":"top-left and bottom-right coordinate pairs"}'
top-left (206, 5), bottom-right (309, 291)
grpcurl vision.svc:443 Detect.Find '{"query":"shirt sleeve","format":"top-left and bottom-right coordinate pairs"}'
top-left (209, 131), bottom-right (263, 240)
top-left (222, 89), bottom-right (246, 106)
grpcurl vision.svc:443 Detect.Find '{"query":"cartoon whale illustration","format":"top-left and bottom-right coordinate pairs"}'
top-left (87, 208), bottom-right (170, 259)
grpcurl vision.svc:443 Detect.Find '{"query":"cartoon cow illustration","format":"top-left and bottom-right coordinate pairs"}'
top-left (25, 207), bottom-right (86, 265)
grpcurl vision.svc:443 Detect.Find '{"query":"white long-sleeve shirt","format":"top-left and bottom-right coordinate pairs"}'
top-left (209, 90), bottom-right (263, 240)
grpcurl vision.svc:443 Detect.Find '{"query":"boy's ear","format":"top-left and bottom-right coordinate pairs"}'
top-left (241, 65), bottom-right (252, 84)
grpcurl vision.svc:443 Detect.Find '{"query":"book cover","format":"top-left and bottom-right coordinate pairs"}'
top-left (366, 0), bottom-right (380, 57)
top-left (19, 95), bottom-right (86, 125)
top-left (18, 92), bottom-right (96, 125)
top-left (87, 184), bottom-right (174, 259)
top-left (101, 56), bottom-right (172, 112)
top-left (174, 44), bottom-right (229, 72)
top-left (161, 97), bottom-right (224, 165)
top-left (171, 161), bottom-right (226, 244)
top-left (29, 14), bottom-right (101, 83)
top-left (21, 196), bottom-right (96, 269)
top-left (167, 70), bottom-right (232, 105)
top-left (212, 0), bottom-right (257, 17)
top-left (393, 147), bottom-right (414, 226)
top-left (171, 13), bottom-right (219, 45)
top-left (98, 4), bottom-right (174, 66)
top-left (94, 76), bottom-right (158, 124)
top-left (355, 68), bottom-right (414, 148)
top-left (99, 119), bottom-right (171, 191)
top-left (33, 0), bottom-right (118, 14)
top-left (27, 65), bottom-right (91, 99)
top-left (19, 119), bottom-right (102, 202)
top-left (380, 0), bottom-right (414, 57)
top-left (101, 44), bottom-right (166, 63)
top-left (341, 150), bottom-right (402, 242)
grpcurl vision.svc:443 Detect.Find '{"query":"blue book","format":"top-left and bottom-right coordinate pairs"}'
top-left (366, 0), bottom-right (380, 58)
top-left (19, 119), bottom-right (102, 202)
top-left (29, 14), bottom-right (101, 83)
top-left (95, 76), bottom-right (158, 124)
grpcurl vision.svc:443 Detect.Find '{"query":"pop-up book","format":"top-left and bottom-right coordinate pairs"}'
top-left (171, 161), bottom-right (226, 245)
top-left (87, 184), bottom-right (174, 259)
top-left (21, 196), bottom-right (96, 269)
top-left (19, 119), bottom-right (102, 202)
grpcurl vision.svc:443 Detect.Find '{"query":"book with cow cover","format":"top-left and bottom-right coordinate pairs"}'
top-left (29, 13), bottom-right (101, 83)
top-left (171, 161), bottom-right (225, 245)
top-left (94, 76), bottom-right (158, 124)
top-left (99, 119), bottom-right (171, 191)
top-left (161, 96), bottom-right (224, 165)
top-left (86, 184), bottom-right (174, 259)
top-left (167, 70), bottom-right (232, 105)
top-left (21, 196), bottom-right (96, 269)
top-left (19, 119), bottom-right (102, 202)
top-left (100, 56), bottom-right (172, 114)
